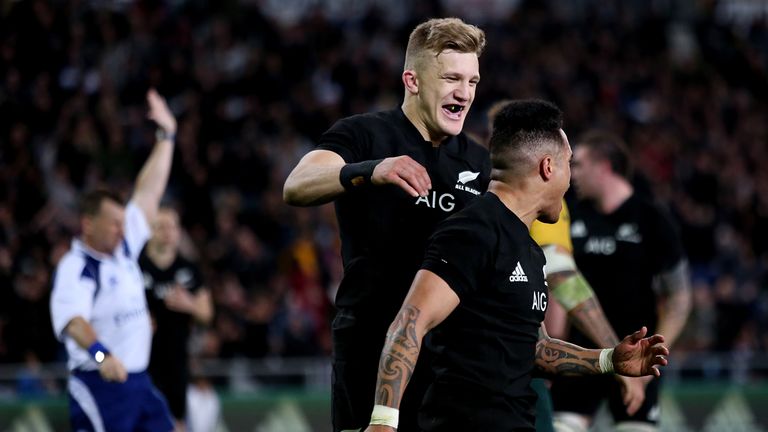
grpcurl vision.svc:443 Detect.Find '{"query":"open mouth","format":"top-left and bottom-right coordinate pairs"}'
top-left (442, 104), bottom-right (465, 120)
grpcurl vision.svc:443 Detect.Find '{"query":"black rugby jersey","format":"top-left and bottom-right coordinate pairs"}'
top-left (317, 108), bottom-right (491, 316)
top-left (139, 252), bottom-right (203, 365)
top-left (419, 193), bottom-right (547, 431)
top-left (568, 193), bottom-right (684, 346)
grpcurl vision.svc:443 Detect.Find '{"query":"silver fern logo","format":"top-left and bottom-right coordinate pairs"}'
top-left (457, 171), bottom-right (480, 184)
top-left (455, 171), bottom-right (481, 195)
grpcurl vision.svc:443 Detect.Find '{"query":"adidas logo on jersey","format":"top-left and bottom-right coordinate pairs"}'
top-left (509, 261), bottom-right (528, 282)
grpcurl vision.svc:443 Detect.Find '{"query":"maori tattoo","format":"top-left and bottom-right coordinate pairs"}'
top-left (375, 305), bottom-right (422, 408)
top-left (535, 334), bottom-right (602, 376)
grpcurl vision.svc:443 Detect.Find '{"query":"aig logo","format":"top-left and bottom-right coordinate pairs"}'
top-left (584, 237), bottom-right (616, 255)
top-left (415, 191), bottom-right (455, 212)
top-left (532, 292), bottom-right (547, 311)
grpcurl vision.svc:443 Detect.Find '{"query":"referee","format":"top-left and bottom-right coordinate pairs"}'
top-left (364, 100), bottom-right (669, 432)
top-left (284, 18), bottom-right (489, 432)
top-left (50, 90), bottom-right (177, 432)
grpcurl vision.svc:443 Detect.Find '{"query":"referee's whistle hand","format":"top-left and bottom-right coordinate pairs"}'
top-left (372, 156), bottom-right (432, 197)
top-left (99, 355), bottom-right (128, 383)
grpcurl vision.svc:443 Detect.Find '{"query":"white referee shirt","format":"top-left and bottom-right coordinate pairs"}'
top-left (51, 202), bottom-right (153, 372)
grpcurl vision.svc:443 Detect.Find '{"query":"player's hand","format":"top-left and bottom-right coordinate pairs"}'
top-left (613, 326), bottom-right (669, 377)
top-left (147, 89), bottom-right (177, 135)
top-left (99, 355), bottom-right (128, 383)
top-left (164, 285), bottom-right (196, 314)
top-left (616, 375), bottom-right (646, 416)
top-left (371, 156), bottom-right (431, 197)
top-left (364, 426), bottom-right (396, 432)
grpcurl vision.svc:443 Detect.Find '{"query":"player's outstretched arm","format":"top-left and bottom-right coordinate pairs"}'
top-left (535, 324), bottom-right (668, 377)
top-left (132, 89), bottom-right (177, 223)
top-left (544, 245), bottom-right (648, 414)
top-left (283, 150), bottom-right (347, 206)
top-left (364, 270), bottom-right (459, 432)
top-left (284, 151), bottom-right (431, 206)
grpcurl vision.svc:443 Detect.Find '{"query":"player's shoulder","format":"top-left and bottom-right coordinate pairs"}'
top-left (337, 109), bottom-right (401, 130)
top-left (56, 250), bottom-right (86, 273)
top-left (443, 194), bottom-right (496, 227)
top-left (53, 250), bottom-right (90, 286)
top-left (174, 254), bottom-right (198, 269)
top-left (627, 194), bottom-right (672, 219)
top-left (449, 194), bottom-right (507, 238)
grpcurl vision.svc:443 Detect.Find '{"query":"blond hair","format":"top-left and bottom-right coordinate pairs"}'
top-left (404, 18), bottom-right (486, 72)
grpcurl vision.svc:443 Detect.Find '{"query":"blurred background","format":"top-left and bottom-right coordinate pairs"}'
top-left (0, 0), bottom-right (767, 430)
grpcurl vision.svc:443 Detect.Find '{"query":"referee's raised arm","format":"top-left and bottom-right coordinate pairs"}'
top-left (131, 89), bottom-right (177, 223)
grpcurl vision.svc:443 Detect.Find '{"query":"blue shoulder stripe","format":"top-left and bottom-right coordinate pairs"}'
top-left (80, 254), bottom-right (102, 300)
top-left (122, 240), bottom-right (131, 258)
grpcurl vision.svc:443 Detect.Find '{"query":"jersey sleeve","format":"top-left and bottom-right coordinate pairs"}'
top-left (421, 215), bottom-right (495, 300)
top-left (123, 201), bottom-right (151, 261)
top-left (316, 116), bottom-right (371, 163)
top-left (530, 200), bottom-right (573, 252)
top-left (50, 256), bottom-right (96, 340)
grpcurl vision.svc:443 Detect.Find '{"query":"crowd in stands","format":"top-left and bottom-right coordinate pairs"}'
top-left (1, 0), bottom-right (767, 395)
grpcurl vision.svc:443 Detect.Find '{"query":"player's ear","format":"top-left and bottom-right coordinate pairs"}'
top-left (81, 215), bottom-right (93, 236)
top-left (539, 155), bottom-right (554, 181)
top-left (403, 69), bottom-right (419, 95)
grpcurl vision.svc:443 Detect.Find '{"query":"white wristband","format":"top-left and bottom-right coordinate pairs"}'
top-left (370, 404), bottom-right (399, 429)
top-left (599, 348), bottom-right (615, 374)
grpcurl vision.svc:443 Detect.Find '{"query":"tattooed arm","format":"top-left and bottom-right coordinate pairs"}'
top-left (535, 324), bottom-right (669, 377)
top-left (548, 265), bottom-right (649, 415)
top-left (653, 259), bottom-right (692, 348)
top-left (535, 323), bottom-right (602, 376)
top-left (549, 270), bottom-right (619, 348)
top-left (366, 270), bottom-right (460, 432)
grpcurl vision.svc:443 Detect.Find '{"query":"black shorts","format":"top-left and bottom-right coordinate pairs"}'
top-left (149, 362), bottom-right (188, 421)
top-left (331, 308), bottom-right (433, 432)
top-left (419, 381), bottom-right (536, 432)
top-left (550, 374), bottom-right (661, 424)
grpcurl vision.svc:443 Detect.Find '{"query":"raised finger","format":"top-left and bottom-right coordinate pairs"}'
top-left (628, 326), bottom-right (648, 343)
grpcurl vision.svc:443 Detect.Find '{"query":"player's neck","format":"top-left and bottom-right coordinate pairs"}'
top-left (597, 178), bottom-right (633, 214)
top-left (146, 244), bottom-right (177, 269)
top-left (487, 180), bottom-right (538, 229)
top-left (401, 100), bottom-right (447, 147)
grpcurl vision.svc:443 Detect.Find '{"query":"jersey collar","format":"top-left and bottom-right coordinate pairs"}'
top-left (396, 108), bottom-right (462, 154)
top-left (71, 239), bottom-right (116, 261)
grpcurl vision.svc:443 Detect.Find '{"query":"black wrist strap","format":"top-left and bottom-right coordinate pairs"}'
top-left (340, 159), bottom-right (383, 190)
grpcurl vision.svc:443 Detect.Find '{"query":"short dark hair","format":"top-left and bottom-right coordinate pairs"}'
top-left (576, 130), bottom-right (632, 179)
top-left (80, 189), bottom-right (124, 217)
top-left (489, 99), bottom-right (564, 177)
top-left (404, 18), bottom-right (486, 72)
